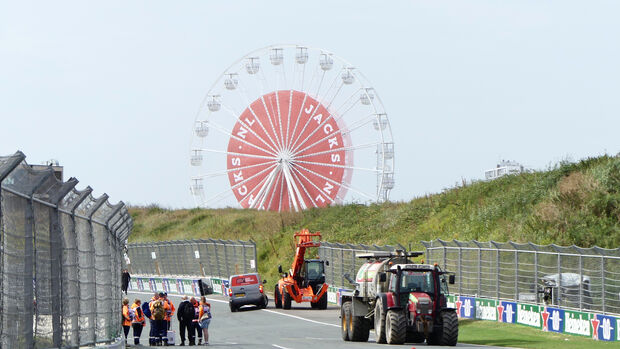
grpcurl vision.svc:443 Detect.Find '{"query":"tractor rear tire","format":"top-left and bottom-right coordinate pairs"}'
top-left (283, 289), bottom-right (292, 310)
top-left (274, 286), bottom-right (282, 309)
top-left (341, 301), bottom-right (352, 341)
top-left (373, 298), bottom-right (387, 344)
top-left (428, 310), bottom-right (458, 346)
top-left (317, 289), bottom-right (328, 309)
top-left (350, 313), bottom-right (371, 342)
top-left (385, 310), bottom-right (407, 345)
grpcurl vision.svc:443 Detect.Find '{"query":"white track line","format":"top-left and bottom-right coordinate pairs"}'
top-left (272, 345), bottom-right (291, 349)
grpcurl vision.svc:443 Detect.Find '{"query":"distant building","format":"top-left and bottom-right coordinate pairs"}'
top-left (484, 160), bottom-right (524, 180)
top-left (31, 159), bottom-right (63, 182)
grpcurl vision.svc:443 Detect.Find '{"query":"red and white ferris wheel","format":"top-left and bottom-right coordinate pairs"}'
top-left (190, 45), bottom-right (394, 211)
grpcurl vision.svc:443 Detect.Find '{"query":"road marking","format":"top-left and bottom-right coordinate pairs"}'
top-left (260, 309), bottom-right (340, 328)
top-left (272, 345), bottom-right (291, 349)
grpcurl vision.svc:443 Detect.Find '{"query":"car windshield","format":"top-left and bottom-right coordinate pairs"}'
top-left (306, 261), bottom-right (323, 281)
top-left (393, 271), bottom-right (434, 294)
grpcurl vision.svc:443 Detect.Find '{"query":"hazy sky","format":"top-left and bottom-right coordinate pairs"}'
top-left (1, 1), bottom-right (619, 208)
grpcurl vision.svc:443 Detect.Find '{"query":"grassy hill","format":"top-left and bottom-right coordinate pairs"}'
top-left (129, 154), bottom-right (620, 281)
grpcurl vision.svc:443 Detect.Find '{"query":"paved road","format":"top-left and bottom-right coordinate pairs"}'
top-left (126, 291), bottom-right (502, 349)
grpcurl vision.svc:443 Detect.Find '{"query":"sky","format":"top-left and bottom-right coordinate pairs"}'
top-left (1, 1), bottom-right (619, 208)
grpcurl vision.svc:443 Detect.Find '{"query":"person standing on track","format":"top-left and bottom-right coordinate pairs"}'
top-left (177, 295), bottom-right (195, 346)
top-left (151, 292), bottom-right (170, 346)
top-left (147, 292), bottom-right (159, 346)
top-left (191, 297), bottom-right (203, 345)
top-left (121, 269), bottom-right (130, 294)
top-left (163, 292), bottom-right (176, 330)
top-left (121, 298), bottom-right (132, 345)
top-left (131, 299), bottom-right (146, 345)
top-left (198, 296), bottom-right (212, 346)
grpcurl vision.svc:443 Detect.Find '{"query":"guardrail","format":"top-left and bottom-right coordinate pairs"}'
top-left (126, 239), bottom-right (257, 279)
top-left (0, 151), bottom-right (132, 348)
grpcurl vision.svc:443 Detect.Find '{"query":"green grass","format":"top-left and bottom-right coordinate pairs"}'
top-left (458, 319), bottom-right (618, 348)
top-left (129, 154), bottom-right (620, 285)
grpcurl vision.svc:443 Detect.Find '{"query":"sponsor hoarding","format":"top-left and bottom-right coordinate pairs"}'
top-left (457, 296), bottom-right (475, 319)
top-left (475, 298), bottom-right (497, 321)
top-left (498, 301), bottom-right (517, 324)
top-left (542, 307), bottom-right (564, 333)
top-left (596, 314), bottom-right (616, 341)
top-left (517, 304), bottom-right (541, 329)
top-left (563, 310), bottom-right (592, 337)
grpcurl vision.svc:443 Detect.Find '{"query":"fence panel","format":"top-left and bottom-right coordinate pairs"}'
top-left (318, 242), bottom-right (405, 289)
top-left (0, 151), bottom-right (132, 348)
top-left (422, 239), bottom-right (620, 316)
top-left (126, 239), bottom-right (257, 279)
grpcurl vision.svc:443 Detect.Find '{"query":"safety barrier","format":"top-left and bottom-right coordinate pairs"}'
top-left (126, 239), bottom-right (257, 279)
top-left (424, 239), bottom-right (620, 342)
top-left (0, 151), bottom-right (132, 348)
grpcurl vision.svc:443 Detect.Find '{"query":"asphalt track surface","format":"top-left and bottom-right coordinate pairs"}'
top-left (126, 291), bottom-right (504, 349)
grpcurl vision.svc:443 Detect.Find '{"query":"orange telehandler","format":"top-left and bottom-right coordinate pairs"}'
top-left (274, 229), bottom-right (329, 310)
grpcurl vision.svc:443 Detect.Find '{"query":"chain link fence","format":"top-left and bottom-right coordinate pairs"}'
top-left (423, 239), bottom-right (620, 315)
top-left (318, 241), bottom-right (406, 289)
top-left (126, 239), bottom-right (257, 279)
top-left (0, 151), bottom-right (132, 348)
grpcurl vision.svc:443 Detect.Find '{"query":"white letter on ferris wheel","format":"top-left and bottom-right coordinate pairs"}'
top-left (315, 194), bottom-right (325, 203)
top-left (238, 185), bottom-right (248, 196)
top-left (304, 105), bottom-right (314, 114)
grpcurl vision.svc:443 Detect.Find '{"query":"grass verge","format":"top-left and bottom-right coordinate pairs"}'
top-left (458, 319), bottom-right (617, 348)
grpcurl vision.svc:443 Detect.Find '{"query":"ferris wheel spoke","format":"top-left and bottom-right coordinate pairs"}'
top-left (193, 160), bottom-right (276, 179)
top-left (205, 119), bottom-right (278, 157)
top-left (238, 169), bottom-right (273, 209)
top-left (277, 173), bottom-right (285, 212)
top-left (220, 104), bottom-right (279, 154)
top-left (334, 88), bottom-right (362, 116)
top-left (288, 165), bottom-right (321, 208)
top-left (275, 90), bottom-right (285, 149)
top-left (246, 104), bottom-right (282, 152)
top-left (314, 70), bottom-right (326, 100)
top-left (294, 159), bottom-right (380, 173)
top-left (196, 148), bottom-right (276, 162)
top-left (288, 94), bottom-right (325, 153)
top-left (282, 162), bottom-right (307, 211)
top-left (267, 172), bottom-right (283, 211)
top-left (285, 90), bottom-right (293, 149)
top-left (286, 92), bottom-right (309, 150)
top-left (289, 165), bottom-right (334, 206)
top-left (248, 164), bottom-right (280, 209)
top-left (294, 142), bottom-right (381, 159)
top-left (293, 162), bottom-right (375, 201)
top-left (325, 81), bottom-right (345, 110)
top-left (260, 95), bottom-right (283, 149)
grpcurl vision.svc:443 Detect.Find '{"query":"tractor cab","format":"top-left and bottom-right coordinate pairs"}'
top-left (301, 259), bottom-right (327, 289)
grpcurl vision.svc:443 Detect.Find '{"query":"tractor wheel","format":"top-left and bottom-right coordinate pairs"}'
top-left (283, 289), bottom-right (292, 310)
top-left (373, 298), bottom-right (387, 344)
top-left (317, 289), bottom-right (328, 309)
top-left (310, 301), bottom-right (318, 309)
top-left (385, 310), bottom-right (407, 345)
top-left (428, 310), bottom-right (458, 346)
top-left (274, 286), bottom-right (282, 309)
top-left (350, 313), bottom-right (371, 342)
top-left (341, 301), bottom-right (352, 341)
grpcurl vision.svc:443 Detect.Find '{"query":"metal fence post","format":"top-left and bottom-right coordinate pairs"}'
top-left (515, 250), bottom-right (519, 301)
top-left (458, 246), bottom-right (463, 295)
top-left (477, 247), bottom-right (482, 297)
top-left (496, 247), bottom-right (500, 301)
top-left (579, 254), bottom-right (583, 311)
top-left (601, 255), bottom-right (606, 313)
top-left (557, 253), bottom-right (561, 306)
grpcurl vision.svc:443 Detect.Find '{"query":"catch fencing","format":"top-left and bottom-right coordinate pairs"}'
top-left (422, 239), bottom-right (620, 315)
top-left (126, 239), bottom-right (257, 278)
top-left (318, 241), bottom-right (406, 289)
top-left (0, 151), bottom-right (132, 348)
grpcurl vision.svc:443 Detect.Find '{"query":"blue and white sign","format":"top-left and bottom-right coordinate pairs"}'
top-left (499, 301), bottom-right (517, 324)
top-left (597, 314), bottom-right (616, 342)
top-left (545, 307), bottom-right (564, 333)
top-left (459, 296), bottom-right (475, 319)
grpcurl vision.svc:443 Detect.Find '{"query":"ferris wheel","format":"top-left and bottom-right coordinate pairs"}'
top-left (189, 45), bottom-right (394, 211)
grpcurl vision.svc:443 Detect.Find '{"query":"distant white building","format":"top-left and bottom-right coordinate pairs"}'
top-left (485, 160), bottom-right (524, 180)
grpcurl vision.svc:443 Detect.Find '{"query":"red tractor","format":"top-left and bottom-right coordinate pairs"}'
top-left (340, 250), bottom-right (458, 345)
top-left (274, 229), bottom-right (329, 310)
